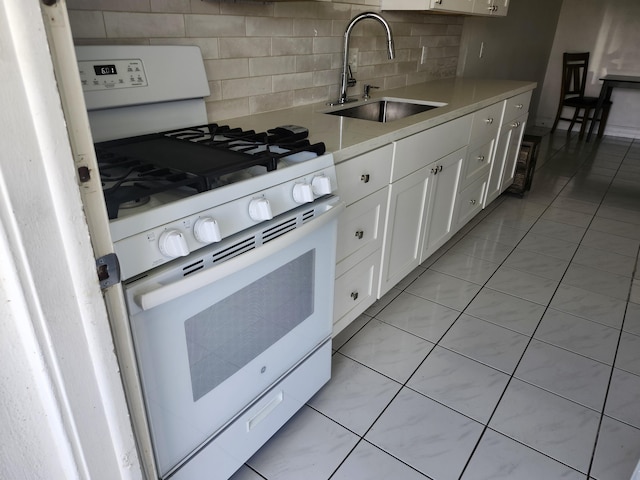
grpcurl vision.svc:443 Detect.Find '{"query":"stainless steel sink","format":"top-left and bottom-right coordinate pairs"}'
top-left (326, 98), bottom-right (445, 123)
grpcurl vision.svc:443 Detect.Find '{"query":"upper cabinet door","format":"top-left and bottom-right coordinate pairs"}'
top-left (381, 0), bottom-right (507, 16)
top-left (473, 0), bottom-right (509, 16)
top-left (381, 0), bottom-right (472, 13)
top-left (429, 0), bottom-right (474, 14)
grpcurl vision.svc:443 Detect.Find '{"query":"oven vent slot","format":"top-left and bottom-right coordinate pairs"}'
top-left (211, 237), bottom-right (256, 264)
top-left (301, 208), bottom-right (315, 222)
top-left (262, 218), bottom-right (297, 244)
top-left (182, 259), bottom-right (204, 277)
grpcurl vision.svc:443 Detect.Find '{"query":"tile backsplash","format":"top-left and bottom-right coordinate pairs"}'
top-left (67, 0), bottom-right (463, 121)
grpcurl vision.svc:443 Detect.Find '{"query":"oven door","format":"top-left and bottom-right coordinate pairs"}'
top-left (123, 198), bottom-right (342, 477)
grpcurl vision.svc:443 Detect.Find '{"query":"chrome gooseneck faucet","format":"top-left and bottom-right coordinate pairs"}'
top-left (331, 12), bottom-right (395, 105)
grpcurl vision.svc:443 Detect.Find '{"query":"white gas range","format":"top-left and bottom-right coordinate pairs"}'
top-left (77, 45), bottom-right (342, 480)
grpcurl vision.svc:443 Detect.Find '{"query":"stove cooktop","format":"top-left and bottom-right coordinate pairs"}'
top-left (95, 123), bottom-right (326, 219)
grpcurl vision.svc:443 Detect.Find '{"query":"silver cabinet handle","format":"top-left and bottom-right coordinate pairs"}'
top-left (351, 291), bottom-right (359, 300)
top-left (469, 199), bottom-right (477, 205)
top-left (477, 155), bottom-right (485, 162)
top-left (361, 174), bottom-right (370, 183)
top-left (511, 121), bottom-right (521, 128)
top-left (439, 165), bottom-right (443, 172)
top-left (516, 103), bottom-right (523, 109)
top-left (355, 230), bottom-right (364, 239)
top-left (485, 118), bottom-right (494, 125)
top-left (435, 0), bottom-right (443, 4)
top-left (431, 167), bottom-right (438, 175)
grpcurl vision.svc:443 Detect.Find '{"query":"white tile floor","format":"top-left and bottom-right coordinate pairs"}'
top-left (232, 133), bottom-right (640, 480)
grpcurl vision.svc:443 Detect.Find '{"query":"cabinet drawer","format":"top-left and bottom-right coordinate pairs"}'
top-left (469, 101), bottom-right (504, 147)
top-left (335, 187), bottom-right (388, 275)
top-left (336, 145), bottom-right (392, 206)
top-left (503, 91), bottom-right (532, 124)
top-left (462, 140), bottom-right (493, 189)
top-left (391, 114), bottom-right (472, 182)
top-left (456, 175), bottom-right (486, 229)
top-left (333, 250), bottom-right (380, 327)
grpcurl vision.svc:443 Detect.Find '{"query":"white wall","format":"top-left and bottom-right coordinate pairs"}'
top-left (0, 1), bottom-right (141, 478)
top-left (457, 0), bottom-right (563, 125)
top-left (536, 0), bottom-right (640, 138)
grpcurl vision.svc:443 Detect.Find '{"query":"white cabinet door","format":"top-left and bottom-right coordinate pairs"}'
top-left (500, 114), bottom-right (527, 193)
top-left (421, 147), bottom-right (466, 261)
top-left (379, 165), bottom-right (431, 296)
top-left (485, 114), bottom-right (526, 205)
top-left (430, 0), bottom-right (474, 13)
top-left (473, 0), bottom-right (509, 15)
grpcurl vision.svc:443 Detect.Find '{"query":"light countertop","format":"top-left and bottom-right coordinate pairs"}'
top-left (223, 77), bottom-right (536, 164)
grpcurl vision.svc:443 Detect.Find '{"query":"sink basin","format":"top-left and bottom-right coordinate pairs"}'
top-left (326, 98), bottom-right (446, 123)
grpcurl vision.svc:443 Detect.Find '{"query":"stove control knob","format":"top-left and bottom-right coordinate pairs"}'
top-left (248, 197), bottom-right (273, 221)
top-left (158, 229), bottom-right (189, 258)
top-left (311, 175), bottom-right (333, 196)
top-left (194, 217), bottom-right (222, 244)
top-left (292, 182), bottom-right (315, 203)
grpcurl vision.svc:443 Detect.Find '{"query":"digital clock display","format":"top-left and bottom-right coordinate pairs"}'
top-left (94, 64), bottom-right (117, 76)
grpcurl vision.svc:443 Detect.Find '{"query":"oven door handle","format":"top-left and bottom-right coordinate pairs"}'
top-left (134, 200), bottom-right (345, 311)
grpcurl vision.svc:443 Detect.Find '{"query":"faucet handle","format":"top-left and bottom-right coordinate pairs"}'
top-left (363, 84), bottom-right (379, 100)
top-left (346, 65), bottom-right (357, 88)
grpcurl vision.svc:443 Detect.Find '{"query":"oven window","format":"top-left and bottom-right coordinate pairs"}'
top-left (184, 250), bottom-right (315, 401)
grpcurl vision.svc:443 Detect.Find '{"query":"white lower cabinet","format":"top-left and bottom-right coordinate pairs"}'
top-left (420, 147), bottom-right (466, 261)
top-left (333, 146), bottom-right (392, 336)
top-left (379, 165), bottom-right (432, 296)
top-left (486, 112), bottom-right (528, 205)
top-left (379, 148), bottom-right (467, 297)
top-left (333, 88), bottom-right (533, 334)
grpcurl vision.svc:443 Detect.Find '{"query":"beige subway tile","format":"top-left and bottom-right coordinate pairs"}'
top-left (68, 10), bottom-right (106, 38)
top-left (206, 98), bottom-right (249, 122)
top-left (190, 0), bottom-right (220, 14)
top-left (219, 38), bottom-right (271, 59)
top-left (151, 0), bottom-right (191, 14)
top-left (273, 2), bottom-right (321, 18)
top-left (249, 56), bottom-right (296, 76)
top-left (67, 0), bottom-right (149, 11)
top-left (273, 72), bottom-right (314, 93)
top-left (206, 80), bottom-right (222, 101)
top-left (204, 58), bottom-right (249, 80)
top-left (384, 74), bottom-right (408, 89)
top-left (186, 14), bottom-right (245, 37)
top-left (246, 17), bottom-right (293, 37)
top-left (150, 38), bottom-right (220, 59)
top-left (313, 36), bottom-right (342, 54)
top-left (250, 91), bottom-right (294, 114)
top-left (313, 69), bottom-right (339, 87)
top-left (104, 12), bottom-right (185, 38)
top-left (412, 23), bottom-right (449, 36)
top-left (296, 53), bottom-right (333, 72)
top-left (272, 38), bottom-right (313, 56)
top-left (219, 2), bottom-right (274, 16)
top-left (294, 85), bottom-right (331, 106)
top-left (221, 76), bottom-right (272, 100)
top-left (73, 38), bottom-right (150, 45)
top-left (293, 19), bottom-right (333, 37)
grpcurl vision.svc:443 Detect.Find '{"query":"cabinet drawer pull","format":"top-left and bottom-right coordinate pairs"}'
top-left (361, 174), bottom-right (370, 183)
top-left (355, 230), bottom-right (364, 239)
top-left (516, 103), bottom-right (523, 109)
top-left (438, 165), bottom-right (443, 172)
top-left (431, 167), bottom-right (438, 175)
top-left (469, 199), bottom-right (477, 205)
top-left (511, 121), bottom-right (521, 128)
top-left (350, 291), bottom-right (359, 300)
top-left (485, 117), bottom-right (494, 125)
top-left (477, 155), bottom-right (485, 162)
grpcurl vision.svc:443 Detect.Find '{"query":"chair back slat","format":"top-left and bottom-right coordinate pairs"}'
top-left (561, 52), bottom-right (590, 98)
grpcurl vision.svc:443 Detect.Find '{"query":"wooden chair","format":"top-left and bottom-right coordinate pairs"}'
top-left (551, 52), bottom-right (612, 138)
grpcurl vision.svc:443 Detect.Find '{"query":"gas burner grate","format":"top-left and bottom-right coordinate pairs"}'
top-left (95, 123), bottom-right (325, 219)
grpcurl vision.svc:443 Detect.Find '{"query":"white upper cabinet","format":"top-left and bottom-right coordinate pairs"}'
top-left (381, 0), bottom-right (508, 16)
top-left (473, 0), bottom-right (509, 16)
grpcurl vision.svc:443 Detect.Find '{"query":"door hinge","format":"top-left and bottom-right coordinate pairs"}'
top-left (96, 253), bottom-right (121, 289)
